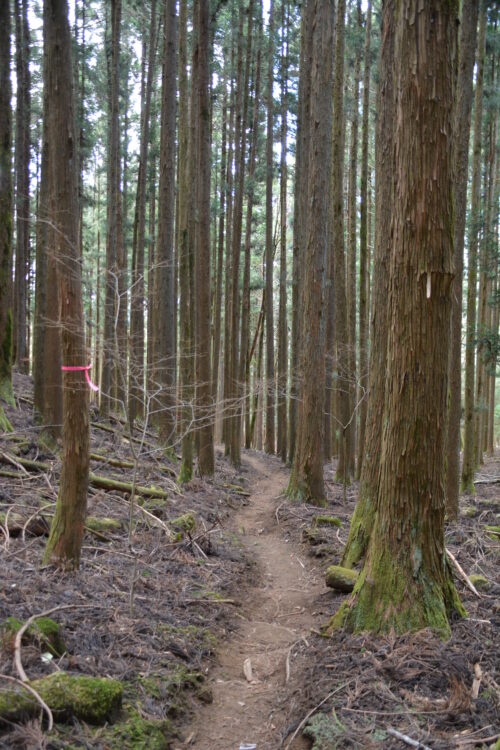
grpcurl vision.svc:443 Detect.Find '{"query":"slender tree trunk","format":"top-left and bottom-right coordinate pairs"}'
top-left (445, 0), bottom-right (479, 518)
top-left (240, 2), bottom-right (263, 451)
top-left (356, 0), bottom-right (371, 478)
top-left (331, 0), bottom-right (351, 483)
top-left (461, 3), bottom-right (486, 494)
top-left (0, 0), bottom-right (13, 432)
top-left (288, 0), bottom-right (334, 504)
top-left (13, 0), bottom-right (30, 375)
top-left (264, 0), bottom-right (275, 455)
top-left (129, 0), bottom-right (157, 426)
top-left (154, 0), bottom-right (177, 446)
top-left (487, 153), bottom-right (499, 455)
top-left (43, 0), bottom-right (89, 570)
top-left (342, 0), bottom-right (394, 568)
top-left (195, 0), bottom-right (215, 475)
top-left (212, 86), bottom-right (228, 403)
top-left (289, 0), bottom-right (314, 465)
top-left (277, 0), bottom-right (289, 464)
top-left (345, 2), bottom-right (361, 471)
top-left (334, 0), bottom-right (463, 637)
top-left (230, 1), bottom-right (254, 465)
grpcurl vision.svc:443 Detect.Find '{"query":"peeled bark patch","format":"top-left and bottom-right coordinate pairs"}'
top-left (0, 673), bottom-right (122, 726)
top-left (325, 565), bottom-right (358, 593)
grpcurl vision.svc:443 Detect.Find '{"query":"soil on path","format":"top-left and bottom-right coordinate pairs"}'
top-left (184, 451), bottom-right (323, 750)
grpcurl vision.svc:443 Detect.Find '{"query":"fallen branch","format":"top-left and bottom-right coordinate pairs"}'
top-left (446, 548), bottom-right (482, 598)
top-left (387, 728), bottom-right (432, 750)
top-left (473, 477), bottom-right (500, 485)
top-left (0, 673), bottom-right (53, 731)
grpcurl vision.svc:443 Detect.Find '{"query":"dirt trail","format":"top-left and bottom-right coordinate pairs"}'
top-left (183, 451), bottom-right (323, 750)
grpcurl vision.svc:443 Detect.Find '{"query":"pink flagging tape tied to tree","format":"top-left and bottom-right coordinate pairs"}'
top-left (61, 364), bottom-right (99, 392)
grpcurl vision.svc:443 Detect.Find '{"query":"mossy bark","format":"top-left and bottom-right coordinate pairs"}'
top-left (331, 0), bottom-right (463, 638)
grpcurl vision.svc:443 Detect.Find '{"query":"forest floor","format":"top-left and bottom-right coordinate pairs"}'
top-left (0, 372), bottom-right (499, 749)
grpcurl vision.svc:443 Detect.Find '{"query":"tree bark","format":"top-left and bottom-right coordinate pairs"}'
top-left (333, 0), bottom-right (464, 637)
top-left (264, 0), bottom-right (275, 456)
top-left (43, 0), bottom-right (90, 570)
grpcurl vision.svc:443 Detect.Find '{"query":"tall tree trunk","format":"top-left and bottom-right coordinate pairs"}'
top-left (33, 38), bottom-right (62, 439)
top-left (230, 1), bottom-right (254, 465)
top-left (264, 0), bottom-right (275, 455)
top-left (195, 0), bottom-right (215, 475)
top-left (331, 0), bottom-right (351, 483)
top-left (154, 0), bottom-right (177, 446)
top-left (289, 0), bottom-right (314, 464)
top-left (356, 0), bottom-right (371, 479)
top-left (240, 2), bottom-right (263, 451)
top-left (277, 0), bottom-right (288, 464)
top-left (345, 2), bottom-right (361, 471)
top-left (129, 0), bottom-right (157, 426)
top-left (342, 0), bottom-right (394, 569)
top-left (445, 0), bottom-right (479, 518)
top-left (0, 0), bottom-right (13, 432)
top-left (43, 0), bottom-right (90, 570)
top-left (212, 85), bottom-right (228, 403)
top-left (13, 0), bottom-right (30, 375)
top-left (461, 3), bottom-right (486, 494)
top-left (487, 149), bottom-right (499, 456)
top-left (101, 0), bottom-right (122, 417)
top-left (333, 0), bottom-right (463, 637)
top-left (178, 0), bottom-right (194, 481)
top-left (288, 0), bottom-right (334, 504)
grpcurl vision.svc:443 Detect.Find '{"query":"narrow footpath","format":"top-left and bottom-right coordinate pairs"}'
top-left (183, 451), bottom-right (325, 750)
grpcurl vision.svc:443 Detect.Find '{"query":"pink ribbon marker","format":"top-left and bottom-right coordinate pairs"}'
top-left (61, 364), bottom-right (99, 392)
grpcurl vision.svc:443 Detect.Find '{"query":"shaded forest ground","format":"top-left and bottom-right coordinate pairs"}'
top-left (0, 373), bottom-right (498, 749)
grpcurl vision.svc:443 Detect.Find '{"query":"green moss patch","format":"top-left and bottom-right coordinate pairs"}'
top-left (158, 623), bottom-right (216, 657)
top-left (468, 574), bottom-right (490, 592)
top-left (0, 673), bottom-right (122, 725)
top-left (325, 565), bottom-right (358, 593)
top-left (167, 513), bottom-right (195, 537)
top-left (485, 525), bottom-right (500, 540)
top-left (1, 616), bottom-right (66, 657)
top-left (303, 711), bottom-right (346, 749)
top-left (100, 708), bottom-right (173, 749)
top-left (85, 516), bottom-right (123, 533)
top-left (312, 515), bottom-right (342, 528)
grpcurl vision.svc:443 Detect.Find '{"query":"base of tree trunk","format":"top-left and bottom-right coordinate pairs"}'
top-left (323, 546), bottom-right (465, 639)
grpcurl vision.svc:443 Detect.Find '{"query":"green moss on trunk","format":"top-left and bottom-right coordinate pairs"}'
top-left (341, 490), bottom-right (375, 569)
top-left (1, 616), bottom-right (66, 656)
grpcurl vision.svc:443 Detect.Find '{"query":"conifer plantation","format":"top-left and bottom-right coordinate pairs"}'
top-left (0, 1), bottom-right (499, 748)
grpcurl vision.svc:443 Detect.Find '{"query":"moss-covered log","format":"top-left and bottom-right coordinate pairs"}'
top-left (0, 673), bottom-right (122, 725)
top-left (325, 565), bottom-right (357, 592)
top-left (1, 616), bottom-right (66, 657)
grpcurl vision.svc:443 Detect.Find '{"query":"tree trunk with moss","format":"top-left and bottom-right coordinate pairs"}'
top-left (288, 0), bottom-right (333, 505)
top-left (0, 0), bottom-right (13, 433)
top-left (43, 0), bottom-right (90, 570)
top-left (333, 0), bottom-right (464, 637)
top-left (341, 0), bottom-right (395, 569)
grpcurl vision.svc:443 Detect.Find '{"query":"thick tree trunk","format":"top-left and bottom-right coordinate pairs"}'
top-left (288, 0), bottom-right (333, 505)
top-left (0, 0), bottom-right (13, 432)
top-left (342, 0), bottom-right (394, 568)
top-left (154, 0), bottom-right (177, 446)
top-left (445, 0), bottom-right (479, 518)
top-left (43, 0), bottom-right (90, 570)
top-left (461, 4), bottom-right (486, 494)
top-left (332, 0), bottom-right (464, 637)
